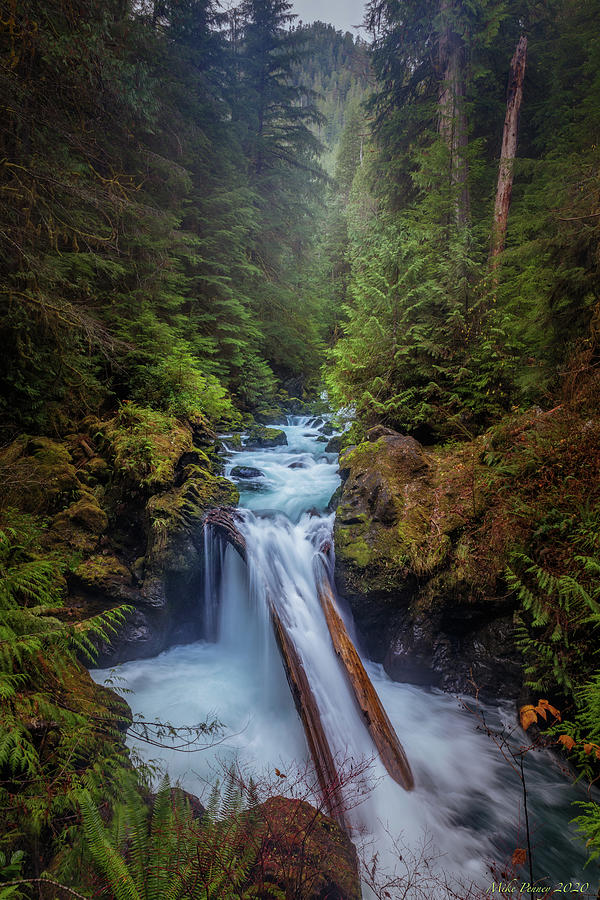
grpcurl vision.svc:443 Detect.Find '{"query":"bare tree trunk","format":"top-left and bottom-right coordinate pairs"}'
top-left (438, 0), bottom-right (470, 226)
top-left (490, 35), bottom-right (528, 266)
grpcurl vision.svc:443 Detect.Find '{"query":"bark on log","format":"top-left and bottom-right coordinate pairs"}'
top-left (317, 578), bottom-right (415, 792)
top-left (490, 35), bottom-right (528, 266)
top-left (270, 608), bottom-right (349, 829)
top-left (203, 508), bottom-right (247, 558)
top-left (203, 508), bottom-right (348, 828)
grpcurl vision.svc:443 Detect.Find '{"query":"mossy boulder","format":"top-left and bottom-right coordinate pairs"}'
top-left (222, 433), bottom-right (243, 450)
top-left (73, 553), bottom-right (135, 602)
top-left (100, 405), bottom-right (193, 494)
top-left (247, 797), bottom-right (361, 900)
top-left (50, 495), bottom-right (109, 555)
top-left (243, 426), bottom-right (288, 449)
top-left (80, 456), bottom-right (111, 486)
top-left (0, 436), bottom-right (81, 514)
top-left (334, 430), bottom-right (435, 597)
top-left (334, 426), bottom-right (519, 699)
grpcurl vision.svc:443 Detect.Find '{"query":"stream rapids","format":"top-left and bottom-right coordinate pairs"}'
top-left (93, 416), bottom-right (593, 894)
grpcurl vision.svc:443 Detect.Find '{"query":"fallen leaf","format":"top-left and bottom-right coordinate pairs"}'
top-left (584, 743), bottom-right (594, 756)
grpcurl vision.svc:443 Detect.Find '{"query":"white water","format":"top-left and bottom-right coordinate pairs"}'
top-left (94, 417), bottom-right (596, 895)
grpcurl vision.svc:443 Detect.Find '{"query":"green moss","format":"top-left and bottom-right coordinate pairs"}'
top-left (100, 404), bottom-right (193, 493)
top-left (244, 426), bottom-right (287, 448)
top-left (50, 497), bottom-right (108, 554)
top-left (340, 438), bottom-right (383, 472)
top-left (74, 554), bottom-right (131, 589)
top-left (147, 469), bottom-right (239, 539)
top-left (0, 436), bottom-right (81, 515)
top-left (223, 433), bottom-right (243, 450)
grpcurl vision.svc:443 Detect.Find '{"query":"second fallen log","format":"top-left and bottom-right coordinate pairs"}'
top-left (317, 577), bottom-right (415, 792)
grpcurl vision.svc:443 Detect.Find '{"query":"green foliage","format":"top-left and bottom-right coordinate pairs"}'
top-left (0, 850), bottom-right (26, 900)
top-left (325, 0), bottom-right (600, 437)
top-left (81, 775), bottom-right (267, 900)
top-left (0, 509), bottom-right (130, 865)
top-left (509, 537), bottom-right (600, 693)
top-left (0, 0), bottom-right (352, 437)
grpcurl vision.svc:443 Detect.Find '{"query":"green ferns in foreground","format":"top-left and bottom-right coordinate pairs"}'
top-left (0, 511), bottom-right (130, 867)
top-left (81, 776), bottom-right (271, 900)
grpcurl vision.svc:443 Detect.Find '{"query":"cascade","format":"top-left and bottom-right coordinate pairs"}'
top-left (94, 416), bottom-right (593, 893)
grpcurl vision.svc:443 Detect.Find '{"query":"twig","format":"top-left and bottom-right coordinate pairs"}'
top-left (0, 878), bottom-right (89, 899)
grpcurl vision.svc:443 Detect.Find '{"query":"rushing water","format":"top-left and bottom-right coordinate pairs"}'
top-left (93, 417), bottom-right (598, 896)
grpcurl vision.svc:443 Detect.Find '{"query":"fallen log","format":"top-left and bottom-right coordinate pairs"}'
top-left (317, 577), bottom-right (415, 792)
top-left (270, 606), bottom-right (349, 829)
top-left (203, 507), bottom-right (247, 558)
top-left (203, 508), bottom-right (348, 828)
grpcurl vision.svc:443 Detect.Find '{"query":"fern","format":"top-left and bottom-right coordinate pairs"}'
top-left (508, 522), bottom-right (600, 694)
top-left (81, 775), bottom-right (263, 900)
top-left (0, 511), bottom-right (131, 869)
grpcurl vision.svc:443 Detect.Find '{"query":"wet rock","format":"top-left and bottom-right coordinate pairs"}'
top-left (246, 797), bottom-right (361, 900)
top-left (325, 435), bottom-right (343, 454)
top-left (334, 426), bottom-right (520, 701)
top-left (231, 465), bottom-right (263, 479)
top-left (243, 426), bottom-right (288, 449)
top-left (327, 485), bottom-right (342, 513)
top-left (384, 603), bottom-right (521, 700)
top-left (315, 435), bottom-right (329, 443)
top-left (320, 422), bottom-right (335, 436)
top-left (288, 461), bottom-right (308, 469)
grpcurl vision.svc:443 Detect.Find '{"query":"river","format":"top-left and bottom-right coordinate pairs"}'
top-left (93, 417), bottom-right (596, 896)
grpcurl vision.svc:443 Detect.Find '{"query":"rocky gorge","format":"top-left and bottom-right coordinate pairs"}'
top-left (0, 407), bottom-right (530, 701)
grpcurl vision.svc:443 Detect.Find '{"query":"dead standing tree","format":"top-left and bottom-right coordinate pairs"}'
top-left (490, 35), bottom-right (528, 269)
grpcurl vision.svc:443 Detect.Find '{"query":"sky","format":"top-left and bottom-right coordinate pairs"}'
top-left (291, 0), bottom-right (367, 35)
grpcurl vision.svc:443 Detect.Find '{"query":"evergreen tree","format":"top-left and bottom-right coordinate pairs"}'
top-left (231, 0), bottom-right (327, 388)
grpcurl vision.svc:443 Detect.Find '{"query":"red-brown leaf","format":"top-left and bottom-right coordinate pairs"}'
top-left (512, 848), bottom-right (527, 867)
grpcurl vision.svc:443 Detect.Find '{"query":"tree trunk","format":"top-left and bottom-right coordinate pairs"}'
top-left (438, 0), bottom-right (470, 226)
top-left (490, 35), bottom-right (528, 266)
top-left (317, 578), bottom-right (414, 792)
top-left (270, 607), bottom-right (349, 829)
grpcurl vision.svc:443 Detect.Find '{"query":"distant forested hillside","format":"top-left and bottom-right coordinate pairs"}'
top-left (293, 22), bottom-right (370, 170)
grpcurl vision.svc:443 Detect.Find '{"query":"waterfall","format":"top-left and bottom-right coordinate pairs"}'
top-left (93, 416), bottom-right (593, 894)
